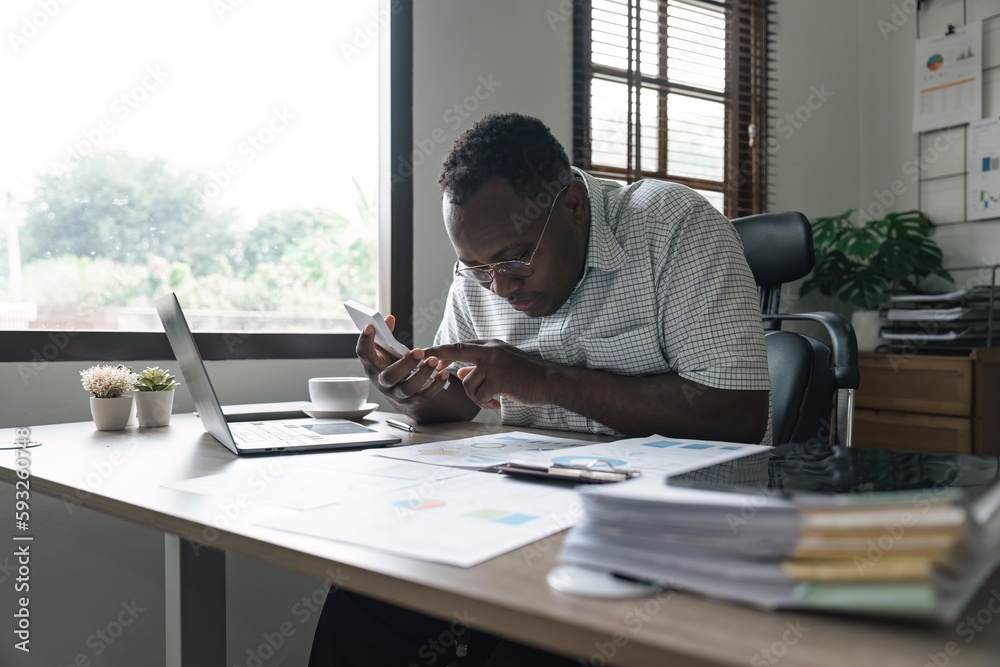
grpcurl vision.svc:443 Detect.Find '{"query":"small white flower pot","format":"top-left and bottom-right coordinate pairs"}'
top-left (135, 391), bottom-right (175, 428)
top-left (90, 396), bottom-right (134, 431)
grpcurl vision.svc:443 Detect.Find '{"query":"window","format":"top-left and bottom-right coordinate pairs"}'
top-left (572, 0), bottom-right (771, 218)
top-left (0, 0), bottom-right (413, 361)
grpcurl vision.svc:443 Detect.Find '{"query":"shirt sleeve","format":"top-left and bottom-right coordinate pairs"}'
top-left (653, 195), bottom-right (771, 394)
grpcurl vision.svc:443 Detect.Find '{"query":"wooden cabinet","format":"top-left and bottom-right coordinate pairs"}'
top-left (853, 350), bottom-right (1000, 454)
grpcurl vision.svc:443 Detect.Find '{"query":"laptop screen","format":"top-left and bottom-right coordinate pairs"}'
top-left (154, 292), bottom-right (240, 453)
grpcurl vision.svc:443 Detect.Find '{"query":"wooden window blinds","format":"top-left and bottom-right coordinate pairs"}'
top-left (572, 0), bottom-right (774, 218)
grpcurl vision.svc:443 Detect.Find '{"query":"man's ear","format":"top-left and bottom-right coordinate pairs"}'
top-left (565, 180), bottom-right (588, 225)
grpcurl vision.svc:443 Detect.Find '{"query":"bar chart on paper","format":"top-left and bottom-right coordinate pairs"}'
top-left (968, 117), bottom-right (1000, 221)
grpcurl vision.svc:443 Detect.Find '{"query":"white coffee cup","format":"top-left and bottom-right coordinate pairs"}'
top-left (308, 377), bottom-right (370, 411)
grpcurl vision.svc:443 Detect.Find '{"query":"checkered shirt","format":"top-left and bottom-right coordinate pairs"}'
top-left (434, 168), bottom-right (772, 444)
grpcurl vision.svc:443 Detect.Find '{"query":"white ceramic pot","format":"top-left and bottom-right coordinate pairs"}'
top-left (135, 391), bottom-right (175, 428)
top-left (851, 309), bottom-right (882, 353)
top-left (90, 396), bottom-right (134, 431)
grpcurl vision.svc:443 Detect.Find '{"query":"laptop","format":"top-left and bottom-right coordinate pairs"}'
top-left (154, 292), bottom-right (401, 455)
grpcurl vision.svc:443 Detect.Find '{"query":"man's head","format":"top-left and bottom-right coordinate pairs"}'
top-left (439, 112), bottom-right (589, 318)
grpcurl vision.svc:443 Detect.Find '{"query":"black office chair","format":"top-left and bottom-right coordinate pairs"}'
top-left (731, 212), bottom-right (860, 447)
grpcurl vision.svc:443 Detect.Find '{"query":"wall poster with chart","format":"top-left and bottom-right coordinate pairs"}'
top-left (913, 20), bottom-right (982, 133)
top-left (967, 117), bottom-right (1000, 220)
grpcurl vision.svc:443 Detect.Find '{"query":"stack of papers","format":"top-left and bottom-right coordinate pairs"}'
top-left (558, 444), bottom-right (1000, 622)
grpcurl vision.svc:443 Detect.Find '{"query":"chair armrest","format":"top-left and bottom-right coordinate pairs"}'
top-left (765, 312), bottom-right (860, 389)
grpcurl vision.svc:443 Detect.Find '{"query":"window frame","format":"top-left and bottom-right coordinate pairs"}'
top-left (572, 0), bottom-right (770, 218)
top-left (0, 0), bottom-right (414, 363)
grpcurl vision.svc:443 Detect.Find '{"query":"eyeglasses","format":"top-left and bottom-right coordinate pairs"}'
top-left (454, 186), bottom-right (567, 285)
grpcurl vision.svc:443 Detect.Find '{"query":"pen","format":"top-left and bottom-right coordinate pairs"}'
top-left (385, 418), bottom-right (414, 433)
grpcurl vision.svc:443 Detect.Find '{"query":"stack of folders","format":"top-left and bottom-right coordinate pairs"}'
top-left (558, 444), bottom-right (1000, 622)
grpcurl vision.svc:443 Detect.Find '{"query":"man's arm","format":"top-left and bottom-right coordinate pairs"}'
top-left (424, 340), bottom-right (768, 443)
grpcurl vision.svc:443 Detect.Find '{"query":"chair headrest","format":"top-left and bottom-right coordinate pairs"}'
top-left (731, 212), bottom-right (815, 287)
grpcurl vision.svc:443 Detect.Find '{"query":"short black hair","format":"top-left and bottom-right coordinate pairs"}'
top-left (439, 112), bottom-right (572, 205)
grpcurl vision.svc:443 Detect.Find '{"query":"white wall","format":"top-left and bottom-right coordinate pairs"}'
top-left (770, 0), bottom-right (862, 221)
top-left (410, 0), bottom-right (573, 347)
top-left (768, 0), bottom-right (863, 320)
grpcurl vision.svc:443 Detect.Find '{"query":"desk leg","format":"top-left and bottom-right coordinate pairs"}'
top-left (165, 534), bottom-right (227, 667)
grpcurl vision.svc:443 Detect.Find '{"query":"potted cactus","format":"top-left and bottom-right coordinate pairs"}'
top-left (134, 366), bottom-right (180, 428)
top-left (81, 364), bottom-right (140, 430)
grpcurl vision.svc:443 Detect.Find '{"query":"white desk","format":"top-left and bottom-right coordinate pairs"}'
top-left (2, 414), bottom-right (1000, 666)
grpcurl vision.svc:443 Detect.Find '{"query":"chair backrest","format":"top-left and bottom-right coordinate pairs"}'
top-left (731, 212), bottom-right (814, 318)
top-left (731, 212), bottom-right (859, 447)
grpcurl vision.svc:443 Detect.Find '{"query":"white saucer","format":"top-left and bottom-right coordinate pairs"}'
top-left (300, 402), bottom-right (379, 420)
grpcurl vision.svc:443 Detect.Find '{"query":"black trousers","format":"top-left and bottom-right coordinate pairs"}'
top-left (308, 588), bottom-right (582, 667)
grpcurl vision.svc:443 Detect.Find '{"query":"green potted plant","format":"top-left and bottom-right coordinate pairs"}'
top-left (134, 366), bottom-right (180, 428)
top-left (80, 364), bottom-right (140, 430)
top-left (800, 209), bottom-right (952, 350)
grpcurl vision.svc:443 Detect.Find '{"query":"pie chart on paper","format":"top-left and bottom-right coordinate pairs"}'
top-left (927, 53), bottom-right (944, 71)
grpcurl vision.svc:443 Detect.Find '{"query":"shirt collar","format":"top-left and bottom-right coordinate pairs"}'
top-left (573, 167), bottom-right (629, 273)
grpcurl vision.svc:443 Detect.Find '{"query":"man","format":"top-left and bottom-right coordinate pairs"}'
top-left (309, 113), bottom-right (771, 666)
top-left (362, 111), bottom-right (770, 442)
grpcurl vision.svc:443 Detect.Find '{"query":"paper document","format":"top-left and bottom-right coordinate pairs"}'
top-left (374, 431), bottom-right (593, 470)
top-left (912, 21), bottom-right (982, 133)
top-left (164, 454), bottom-right (467, 510)
top-left (967, 117), bottom-right (1000, 221)
top-left (507, 436), bottom-right (769, 478)
top-left (257, 473), bottom-right (581, 567)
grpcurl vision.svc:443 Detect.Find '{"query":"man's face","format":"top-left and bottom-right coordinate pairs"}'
top-left (443, 178), bottom-right (589, 318)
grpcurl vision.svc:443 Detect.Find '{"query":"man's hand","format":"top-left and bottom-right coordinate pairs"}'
top-left (356, 315), bottom-right (449, 409)
top-left (421, 340), bottom-right (555, 411)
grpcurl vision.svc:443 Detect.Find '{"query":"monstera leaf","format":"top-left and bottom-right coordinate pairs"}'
top-left (802, 209), bottom-right (952, 310)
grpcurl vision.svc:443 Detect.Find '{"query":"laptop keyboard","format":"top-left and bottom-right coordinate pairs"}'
top-left (230, 422), bottom-right (328, 447)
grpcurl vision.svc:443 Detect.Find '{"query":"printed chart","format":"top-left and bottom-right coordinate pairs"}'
top-left (257, 473), bottom-right (580, 566)
top-left (967, 117), bottom-right (1000, 221)
top-left (164, 453), bottom-right (467, 510)
top-left (510, 436), bottom-right (769, 478)
top-left (375, 431), bottom-right (593, 469)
